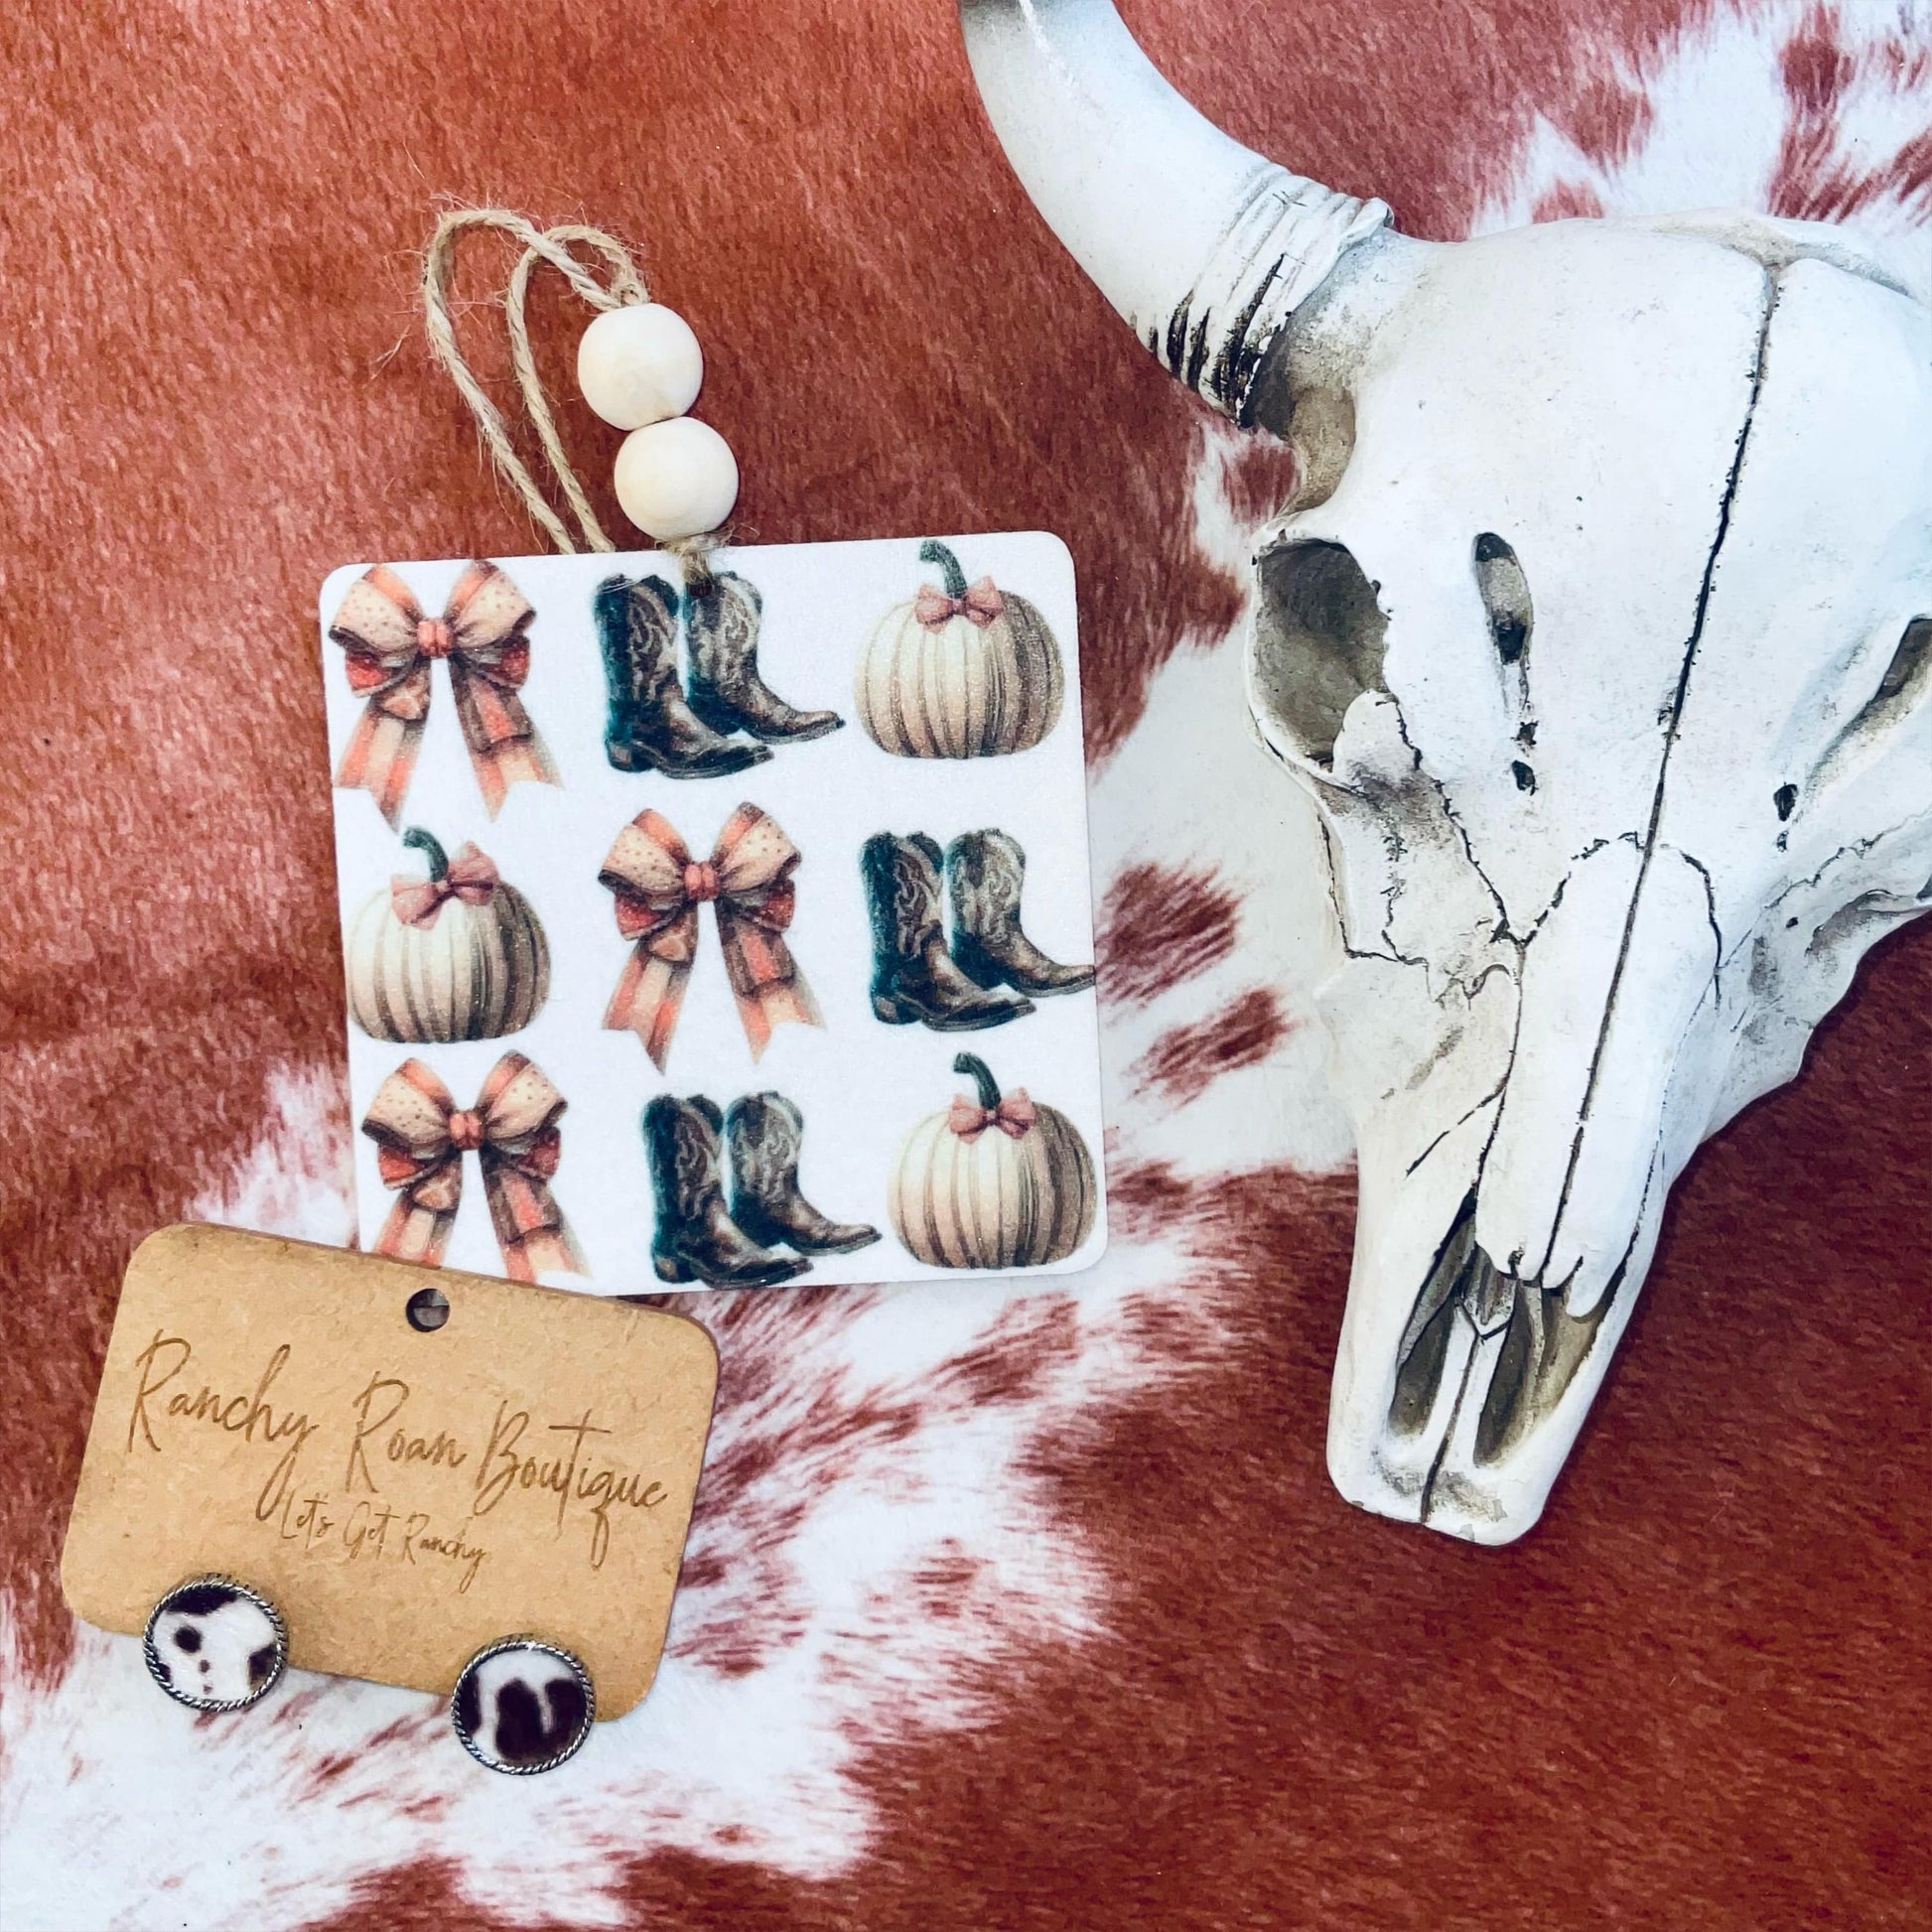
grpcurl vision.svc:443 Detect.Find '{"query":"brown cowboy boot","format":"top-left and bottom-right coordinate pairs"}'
top-left (861, 833), bottom-right (1033, 1031)
top-left (643, 1095), bottom-right (808, 1287)
top-left (684, 570), bottom-right (843, 744)
top-left (595, 574), bottom-right (770, 778)
top-left (946, 830), bottom-right (1096, 996)
top-left (726, 1093), bottom-right (880, 1255)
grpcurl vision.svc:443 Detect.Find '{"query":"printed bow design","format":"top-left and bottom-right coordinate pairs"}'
top-left (330, 561), bottom-right (559, 827)
top-left (389, 843), bottom-right (498, 928)
top-left (361, 1054), bottom-right (585, 1281)
top-left (948, 1088), bottom-right (1038, 1140)
top-left (914, 576), bottom-right (1006, 629)
top-left (598, 802), bottom-right (822, 1070)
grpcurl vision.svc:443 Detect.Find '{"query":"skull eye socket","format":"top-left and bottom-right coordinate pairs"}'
top-left (1251, 539), bottom-right (1389, 766)
top-left (1472, 533), bottom-right (1533, 669)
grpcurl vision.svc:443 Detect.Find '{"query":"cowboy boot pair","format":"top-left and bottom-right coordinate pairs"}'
top-left (595, 572), bottom-right (840, 779)
top-left (595, 575), bottom-right (760, 778)
top-left (945, 830), bottom-right (1096, 998)
top-left (644, 1092), bottom-right (876, 1288)
top-left (862, 831), bottom-right (1093, 1031)
top-left (859, 834), bottom-right (1028, 1031)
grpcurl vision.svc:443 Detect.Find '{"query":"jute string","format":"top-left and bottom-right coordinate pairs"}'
top-left (421, 207), bottom-right (721, 578)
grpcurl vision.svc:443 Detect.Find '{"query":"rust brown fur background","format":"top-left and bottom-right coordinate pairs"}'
top-left (2, 0), bottom-right (1928, 1924)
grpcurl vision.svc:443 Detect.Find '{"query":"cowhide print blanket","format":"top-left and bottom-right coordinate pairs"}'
top-left (3, 2), bottom-right (1928, 1926)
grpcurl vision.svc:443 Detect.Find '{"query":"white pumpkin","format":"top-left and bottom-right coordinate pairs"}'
top-left (890, 1053), bottom-right (1095, 1269)
top-left (345, 828), bottom-right (548, 1042)
top-left (855, 539), bottom-right (1064, 758)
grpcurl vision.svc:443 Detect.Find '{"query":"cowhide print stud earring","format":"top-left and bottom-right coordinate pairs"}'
top-left (143, 1575), bottom-right (288, 1713)
top-left (451, 1635), bottom-right (596, 1774)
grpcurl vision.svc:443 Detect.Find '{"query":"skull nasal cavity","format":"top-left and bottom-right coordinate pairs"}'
top-left (1807, 617), bottom-right (1930, 788)
top-left (1252, 540), bottom-right (1389, 765)
top-left (1472, 534), bottom-right (1533, 669)
top-left (1858, 617), bottom-right (1932, 732)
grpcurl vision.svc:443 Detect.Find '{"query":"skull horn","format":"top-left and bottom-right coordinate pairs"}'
top-left (957, 0), bottom-right (1393, 421)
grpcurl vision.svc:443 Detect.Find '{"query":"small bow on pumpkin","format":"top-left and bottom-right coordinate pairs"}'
top-left (389, 842), bottom-right (498, 928)
top-left (361, 1053), bottom-right (584, 1281)
top-left (598, 802), bottom-right (822, 1070)
top-left (914, 577), bottom-right (1005, 629)
top-left (330, 562), bottom-right (559, 827)
top-left (948, 1088), bottom-right (1038, 1140)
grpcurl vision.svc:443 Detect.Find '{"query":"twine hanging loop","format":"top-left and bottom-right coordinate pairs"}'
top-left (420, 207), bottom-right (726, 579)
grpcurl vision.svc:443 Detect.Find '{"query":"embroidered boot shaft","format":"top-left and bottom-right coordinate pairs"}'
top-left (946, 830), bottom-right (1095, 996)
top-left (642, 1094), bottom-right (807, 1288)
top-left (594, 574), bottom-right (769, 779)
top-left (725, 1093), bottom-right (879, 1256)
top-left (860, 833), bottom-right (1033, 1033)
top-left (684, 571), bottom-right (843, 744)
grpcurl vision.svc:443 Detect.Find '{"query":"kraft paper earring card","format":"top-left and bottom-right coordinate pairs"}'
top-left (321, 532), bottom-right (1108, 1296)
top-left (62, 1226), bottom-right (718, 1720)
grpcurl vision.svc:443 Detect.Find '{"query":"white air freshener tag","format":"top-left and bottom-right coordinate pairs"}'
top-left (321, 531), bottom-right (1106, 1296)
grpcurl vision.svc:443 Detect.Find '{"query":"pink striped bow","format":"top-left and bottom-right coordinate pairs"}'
top-left (598, 803), bottom-right (822, 1071)
top-left (388, 843), bottom-right (499, 928)
top-left (361, 1053), bottom-right (585, 1282)
top-left (914, 577), bottom-right (1005, 629)
top-left (330, 561), bottom-right (559, 827)
top-left (947, 1089), bottom-right (1038, 1141)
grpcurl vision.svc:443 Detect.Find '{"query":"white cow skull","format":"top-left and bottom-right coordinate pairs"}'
top-left (961, 0), bottom-right (1932, 1540)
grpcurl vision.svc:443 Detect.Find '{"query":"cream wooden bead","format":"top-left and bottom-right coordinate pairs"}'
top-left (576, 304), bottom-right (704, 431)
top-left (613, 417), bottom-right (739, 541)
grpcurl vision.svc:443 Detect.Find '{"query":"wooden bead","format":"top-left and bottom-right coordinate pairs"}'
top-left (613, 417), bottom-right (739, 541)
top-left (576, 304), bottom-right (704, 431)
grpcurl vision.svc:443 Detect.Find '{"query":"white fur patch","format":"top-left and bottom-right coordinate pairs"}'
top-left (1091, 422), bottom-right (1353, 1182)
top-left (1479, 0), bottom-right (1932, 292)
top-left (187, 1063), bottom-right (356, 1247)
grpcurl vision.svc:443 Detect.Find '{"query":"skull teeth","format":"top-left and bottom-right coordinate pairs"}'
top-left (1390, 1193), bottom-right (1622, 1485)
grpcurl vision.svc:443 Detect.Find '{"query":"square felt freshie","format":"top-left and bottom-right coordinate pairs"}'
top-left (320, 532), bottom-right (1107, 1295)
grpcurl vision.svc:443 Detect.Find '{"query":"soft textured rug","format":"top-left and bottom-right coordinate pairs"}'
top-left (2, 2), bottom-right (1928, 1926)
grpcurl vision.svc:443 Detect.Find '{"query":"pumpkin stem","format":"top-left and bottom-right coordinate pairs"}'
top-left (952, 1052), bottom-right (1002, 1111)
top-left (918, 538), bottom-right (969, 601)
top-left (401, 826), bottom-right (449, 881)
